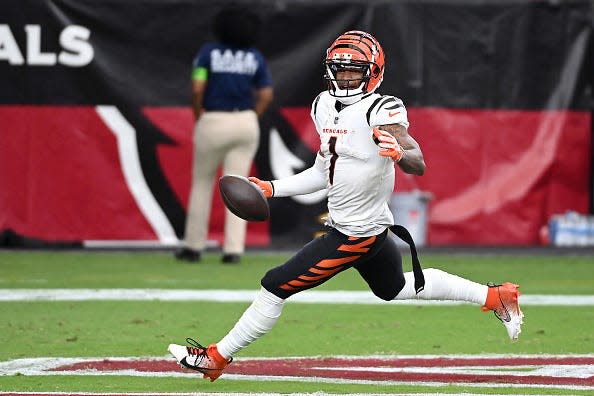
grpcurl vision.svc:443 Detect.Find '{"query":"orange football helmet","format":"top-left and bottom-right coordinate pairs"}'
top-left (324, 30), bottom-right (385, 103)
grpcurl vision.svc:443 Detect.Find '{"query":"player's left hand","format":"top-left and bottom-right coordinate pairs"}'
top-left (373, 127), bottom-right (405, 162)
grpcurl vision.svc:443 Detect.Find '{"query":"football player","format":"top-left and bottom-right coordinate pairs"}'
top-left (168, 30), bottom-right (523, 382)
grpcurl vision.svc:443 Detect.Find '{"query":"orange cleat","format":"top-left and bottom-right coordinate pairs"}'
top-left (168, 338), bottom-right (232, 382)
top-left (481, 282), bottom-right (524, 341)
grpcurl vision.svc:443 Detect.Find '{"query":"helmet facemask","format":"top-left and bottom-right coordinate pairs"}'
top-left (325, 61), bottom-right (372, 104)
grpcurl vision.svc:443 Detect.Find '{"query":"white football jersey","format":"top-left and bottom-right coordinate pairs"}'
top-left (310, 91), bottom-right (410, 237)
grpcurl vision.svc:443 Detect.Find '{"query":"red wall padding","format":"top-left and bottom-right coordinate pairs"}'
top-left (0, 105), bottom-right (590, 245)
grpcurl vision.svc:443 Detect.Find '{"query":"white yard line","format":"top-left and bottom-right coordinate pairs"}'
top-left (1, 355), bottom-right (594, 392)
top-left (0, 289), bottom-right (593, 305)
top-left (0, 393), bottom-right (553, 396)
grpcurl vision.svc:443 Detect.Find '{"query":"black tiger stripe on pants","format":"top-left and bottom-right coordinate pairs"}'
top-left (261, 227), bottom-right (406, 301)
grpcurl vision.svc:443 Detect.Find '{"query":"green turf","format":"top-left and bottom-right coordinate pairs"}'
top-left (1, 250), bottom-right (593, 294)
top-left (0, 250), bottom-right (593, 395)
top-left (1, 301), bottom-right (592, 360)
top-left (7, 375), bottom-right (593, 395)
top-left (4, 375), bottom-right (593, 396)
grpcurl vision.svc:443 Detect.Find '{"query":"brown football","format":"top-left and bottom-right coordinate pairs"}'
top-left (219, 175), bottom-right (270, 222)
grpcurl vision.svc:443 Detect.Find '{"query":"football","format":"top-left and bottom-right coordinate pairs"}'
top-left (219, 175), bottom-right (270, 222)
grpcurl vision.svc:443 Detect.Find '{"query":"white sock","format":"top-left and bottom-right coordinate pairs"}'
top-left (394, 268), bottom-right (488, 305)
top-left (216, 286), bottom-right (284, 359)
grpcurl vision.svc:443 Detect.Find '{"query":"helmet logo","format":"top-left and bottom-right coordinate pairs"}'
top-left (332, 53), bottom-right (353, 61)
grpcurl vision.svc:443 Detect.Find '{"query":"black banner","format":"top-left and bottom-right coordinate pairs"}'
top-left (1, 0), bottom-right (592, 247)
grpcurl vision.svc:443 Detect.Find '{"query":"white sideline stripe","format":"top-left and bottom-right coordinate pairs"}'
top-left (95, 105), bottom-right (178, 245)
top-left (0, 394), bottom-right (548, 396)
top-left (1, 289), bottom-right (594, 305)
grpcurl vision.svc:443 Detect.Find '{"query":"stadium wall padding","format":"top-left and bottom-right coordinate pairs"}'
top-left (1, 0), bottom-right (593, 247)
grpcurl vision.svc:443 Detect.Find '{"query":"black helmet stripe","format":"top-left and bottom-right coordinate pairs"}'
top-left (340, 32), bottom-right (376, 53)
top-left (334, 39), bottom-right (374, 55)
top-left (329, 43), bottom-right (367, 58)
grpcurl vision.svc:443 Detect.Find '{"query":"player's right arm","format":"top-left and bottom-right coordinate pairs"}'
top-left (250, 92), bottom-right (328, 198)
top-left (250, 153), bottom-right (327, 198)
top-left (270, 153), bottom-right (327, 197)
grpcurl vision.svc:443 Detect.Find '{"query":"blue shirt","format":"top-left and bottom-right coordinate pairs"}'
top-left (192, 42), bottom-right (272, 111)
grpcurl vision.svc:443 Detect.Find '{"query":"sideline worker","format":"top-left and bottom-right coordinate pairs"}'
top-left (175, 6), bottom-right (273, 264)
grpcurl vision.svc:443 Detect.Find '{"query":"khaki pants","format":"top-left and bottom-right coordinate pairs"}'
top-left (183, 110), bottom-right (260, 254)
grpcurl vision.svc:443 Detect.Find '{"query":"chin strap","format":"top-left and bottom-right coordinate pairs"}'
top-left (389, 225), bottom-right (425, 294)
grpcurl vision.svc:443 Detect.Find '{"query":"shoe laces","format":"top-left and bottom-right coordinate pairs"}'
top-left (185, 338), bottom-right (209, 360)
top-left (487, 282), bottom-right (512, 323)
top-left (185, 338), bottom-right (233, 366)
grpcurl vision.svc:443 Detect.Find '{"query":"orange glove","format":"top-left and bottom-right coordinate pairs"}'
top-left (248, 176), bottom-right (273, 198)
top-left (373, 127), bottom-right (405, 162)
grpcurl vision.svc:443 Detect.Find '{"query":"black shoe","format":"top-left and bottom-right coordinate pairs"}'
top-left (175, 248), bottom-right (201, 262)
top-left (221, 254), bottom-right (241, 264)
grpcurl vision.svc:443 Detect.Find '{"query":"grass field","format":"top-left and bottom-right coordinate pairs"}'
top-left (0, 249), bottom-right (593, 395)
